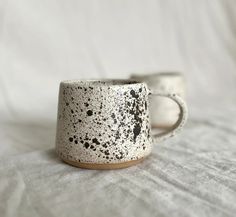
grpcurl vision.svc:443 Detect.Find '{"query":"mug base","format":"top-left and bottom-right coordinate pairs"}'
top-left (61, 157), bottom-right (145, 170)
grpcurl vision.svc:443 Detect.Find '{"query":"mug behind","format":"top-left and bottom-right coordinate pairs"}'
top-left (131, 72), bottom-right (186, 129)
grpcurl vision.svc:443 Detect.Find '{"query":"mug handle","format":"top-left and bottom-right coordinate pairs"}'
top-left (149, 90), bottom-right (188, 143)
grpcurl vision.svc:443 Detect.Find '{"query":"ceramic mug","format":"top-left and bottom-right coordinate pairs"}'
top-left (131, 72), bottom-right (186, 128)
top-left (55, 79), bottom-right (188, 169)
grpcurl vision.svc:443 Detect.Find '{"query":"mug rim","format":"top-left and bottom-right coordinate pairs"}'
top-left (131, 71), bottom-right (183, 78)
top-left (60, 79), bottom-right (145, 87)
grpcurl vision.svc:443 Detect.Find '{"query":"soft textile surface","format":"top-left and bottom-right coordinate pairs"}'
top-left (1, 1), bottom-right (236, 217)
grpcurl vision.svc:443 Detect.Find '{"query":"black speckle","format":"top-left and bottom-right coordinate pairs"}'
top-left (145, 101), bottom-right (147, 110)
top-left (130, 90), bottom-right (139, 99)
top-left (115, 151), bottom-right (124, 160)
top-left (102, 144), bottom-right (108, 148)
top-left (84, 103), bottom-right (89, 107)
top-left (66, 103), bottom-right (69, 106)
top-left (71, 109), bottom-right (74, 114)
top-left (87, 110), bottom-right (93, 116)
top-left (115, 131), bottom-right (120, 140)
top-left (75, 140), bottom-right (78, 144)
top-left (147, 129), bottom-right (151, 138)
top-left (120, 122), bottom-right (125, 127)
top-left (139, 88), bottom-right (142, 92)
top-left (92, 138), bottom-right (100, 145)
top-left (84, 142), bottom-right (89, 149)
top-left (111, 113), bottom-right (117, 124)
top-left (133, 124), bottom-right (141, 142)
top-left (69, 137), bottom-right (73, 142)
top-left (104, 150), bottom-right (109, 155)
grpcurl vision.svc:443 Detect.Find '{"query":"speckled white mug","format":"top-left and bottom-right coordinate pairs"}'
top-left (131, 72), bottom-right (186, 128)
top-left (55, 79), bottom-right (188, 169)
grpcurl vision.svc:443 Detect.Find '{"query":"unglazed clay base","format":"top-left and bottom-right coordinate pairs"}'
top-left (61, 157), bottom-right (145, 170)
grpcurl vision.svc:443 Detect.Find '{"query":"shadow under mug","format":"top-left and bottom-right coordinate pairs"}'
top-left (55, 79), bottom-right (188, 169)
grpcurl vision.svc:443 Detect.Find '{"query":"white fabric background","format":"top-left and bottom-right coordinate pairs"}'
top-left (0, 1), bottom-right (236, 216)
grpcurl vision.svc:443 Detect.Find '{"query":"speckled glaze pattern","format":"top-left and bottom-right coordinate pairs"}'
top-left (131, 72), bottom-right (186, 128)
top-left (56, 80), bottom-right (153, 164)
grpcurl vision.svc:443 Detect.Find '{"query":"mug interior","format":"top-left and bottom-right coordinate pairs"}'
top-left (157, 72), bottom-right (182, 76)
top-left (61, 79), bottom-right (143, 86)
